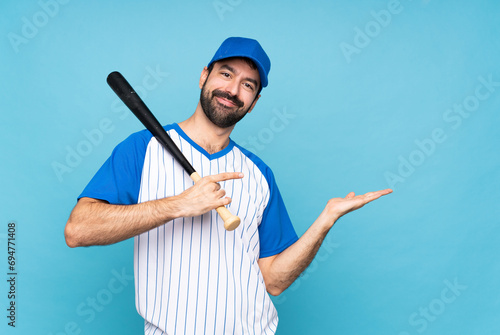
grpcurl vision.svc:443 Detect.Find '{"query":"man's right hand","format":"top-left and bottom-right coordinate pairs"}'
top-left (172, 172), bottom-right (244, 218)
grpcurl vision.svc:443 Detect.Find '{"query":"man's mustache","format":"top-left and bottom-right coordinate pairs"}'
top-left (212, 90), bottom-right (244, 108)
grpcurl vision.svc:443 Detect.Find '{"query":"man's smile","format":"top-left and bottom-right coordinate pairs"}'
top-left (215, 96), bottom-right (238, 107)
top-left (212, 89), bottom-right (244, 108)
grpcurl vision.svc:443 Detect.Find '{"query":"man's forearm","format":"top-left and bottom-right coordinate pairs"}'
top-left (259, 189), bottom-right (392, 296)
top-left (259, 212), bottom-right (336, 296)
top-left (64, 197), bottom-right (182, 247)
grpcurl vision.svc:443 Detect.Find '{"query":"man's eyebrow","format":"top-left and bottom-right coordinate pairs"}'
top-left (219, 64), bottom-right (259, 88)
top-left (219, 64), bottom-right (236, 73)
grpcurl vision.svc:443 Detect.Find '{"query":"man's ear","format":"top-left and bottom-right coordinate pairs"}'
top-left (247, 94), bottom-right (261, 114)
top-left (199, 66), bottom-right (209, 89)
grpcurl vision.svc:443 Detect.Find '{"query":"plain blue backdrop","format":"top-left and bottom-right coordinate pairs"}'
top-left (1, 0), bottom-right (499, 334)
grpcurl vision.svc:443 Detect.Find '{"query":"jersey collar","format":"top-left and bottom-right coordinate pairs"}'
top-left (171, 123), bottom-right (235, 160)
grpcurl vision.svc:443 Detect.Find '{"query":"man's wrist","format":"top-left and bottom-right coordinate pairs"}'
top-left (316, 210), bottom-right (339, 230)
top-left (158, 195), bottom-right (185, 221)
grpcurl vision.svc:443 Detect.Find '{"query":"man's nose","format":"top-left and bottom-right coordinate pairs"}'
top-left (223, 79), bottom-right (240, 97)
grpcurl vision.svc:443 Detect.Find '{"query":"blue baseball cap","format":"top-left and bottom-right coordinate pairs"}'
top-left (208, 37), bottom-right (271, 88)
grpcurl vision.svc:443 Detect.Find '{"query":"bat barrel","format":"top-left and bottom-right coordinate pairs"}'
top-left (107, 71), bottom-right (196, 176)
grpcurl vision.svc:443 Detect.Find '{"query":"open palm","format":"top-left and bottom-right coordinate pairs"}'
top-left (326, 188), bottom-right (393, 220)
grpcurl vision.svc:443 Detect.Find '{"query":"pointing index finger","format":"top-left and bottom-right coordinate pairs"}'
top-left (211, 172), bottom-right (244, 182)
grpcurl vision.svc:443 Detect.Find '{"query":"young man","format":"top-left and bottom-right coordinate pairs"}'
top-left (65, 37), bottom-right (392, 334)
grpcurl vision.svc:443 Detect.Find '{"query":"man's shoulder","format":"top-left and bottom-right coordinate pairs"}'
top-left (232, 142), bottom-right (274, 178)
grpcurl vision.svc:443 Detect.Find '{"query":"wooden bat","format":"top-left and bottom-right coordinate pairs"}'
top-left (106, 71), bottom-right (241, 231)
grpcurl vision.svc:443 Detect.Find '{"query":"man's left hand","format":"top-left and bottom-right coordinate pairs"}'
top-left (321, 188), bottom-right (393, 226)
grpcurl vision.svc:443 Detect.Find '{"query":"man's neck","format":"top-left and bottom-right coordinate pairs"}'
top-left (178, 102), bottom-right (235, 155)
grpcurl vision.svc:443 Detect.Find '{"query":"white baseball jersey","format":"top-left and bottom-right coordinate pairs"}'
top-left (80, 124), bottom-right (298, 334)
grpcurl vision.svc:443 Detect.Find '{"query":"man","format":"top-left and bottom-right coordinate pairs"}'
top-left (65, 37), bottom-right (392, 334)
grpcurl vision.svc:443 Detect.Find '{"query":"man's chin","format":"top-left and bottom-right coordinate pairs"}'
top-left (210, 113), bottom-right (246, 129)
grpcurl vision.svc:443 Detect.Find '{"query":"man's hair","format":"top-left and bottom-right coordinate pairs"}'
top-left (206, 57), bottom-right (262, 97)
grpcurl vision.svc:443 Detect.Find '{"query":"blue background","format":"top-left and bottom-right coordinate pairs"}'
top-left (1, 0), bottom-right (499, 334)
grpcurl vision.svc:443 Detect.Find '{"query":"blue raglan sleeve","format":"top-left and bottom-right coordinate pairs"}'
top-left (258, 167), bottom-right (298, 258)
top-left (78, 130), bottom-right (152, 205)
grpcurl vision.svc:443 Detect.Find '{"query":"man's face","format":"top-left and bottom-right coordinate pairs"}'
top-left (199, 58), bottom-right (261, 128)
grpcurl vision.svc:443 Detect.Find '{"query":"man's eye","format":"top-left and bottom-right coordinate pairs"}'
top-left (221, 72), bottom-right (230, 78)
top-left (244, 83), bottom-right (254, 90)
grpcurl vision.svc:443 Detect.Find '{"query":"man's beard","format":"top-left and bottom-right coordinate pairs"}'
top-left (200, 83), bottom-right (251, 128)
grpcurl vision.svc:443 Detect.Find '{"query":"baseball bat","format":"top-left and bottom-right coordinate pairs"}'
top-left (106, 71), bottom-right (241, 231)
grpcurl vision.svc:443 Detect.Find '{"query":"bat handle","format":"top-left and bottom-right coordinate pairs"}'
top-left (190, 172), bottom-right (241, 231)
